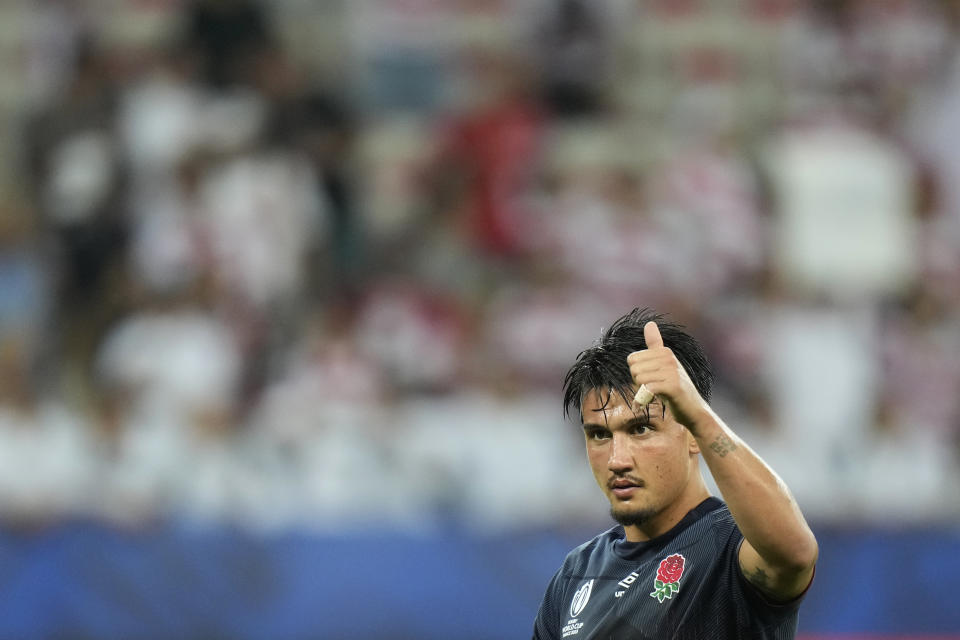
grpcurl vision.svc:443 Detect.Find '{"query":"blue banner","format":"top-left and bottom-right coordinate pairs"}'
top-left (0, 523), bottom-right (956, 639)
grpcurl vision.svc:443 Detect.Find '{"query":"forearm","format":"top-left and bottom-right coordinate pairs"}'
top-left (689, 408), bottom-right (818, 571)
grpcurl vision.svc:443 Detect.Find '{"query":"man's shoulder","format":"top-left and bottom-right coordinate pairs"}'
top-left (683, 497), bottom-right (740, 547)
top-left (568, 525), bottom-right (624, 558)
top-left (557, 526), bottom-right (623, 573)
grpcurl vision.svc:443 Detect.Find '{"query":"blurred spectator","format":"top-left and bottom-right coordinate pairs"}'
top-left (0, 199), bottom-right (52, 367)
top-left (699, 282), bottom-right (777, 438)
top-left (644, 134), bottom-right (767, 303)
top-left (248, 301), bottom-right (428, 530)
top-left (780, 0), bottom-right (952, 117)
top-left (851, 0), bottom-right (952, 104)
top-left (479, 271), bottom-right (618, 391)
top-left (531, 157), bottom-right (672, 304)
top-left (876, 283), bottom-right (960, 442)
top-left (426, 48), bottom-right (546, 259)
top-left (529, 0), bottom-right (618, 118)
top-left (0, 336), bottom-right (90, 526)
top-left (24, 38), bottom-right (128, 374)
top-left (94, 284), bottom-right (241, 424)
top-left (252, 301), bottom-right (386, 442)
top-left (192, 122), bottom-right (327, 394)
top-left (762, 105), bottom-right (920, 301)
top-left (181, 0), bottom-right (274, 89)
top-left (903, 14), bottom-right (960, 260)
top-left (256, 44), bottom-right (364, 295)
top-left (347, 0), bottom-right (457, 113)
top-left (126, 154), bottom-right (208, 299)
top-left (22, 0), bottom-right (91, 107)
top-left (86, 376), bottom-right (187, 528)
top-left (90, 280), bottom-right (251, 527)
top-left (852, 278), bottom-right (960, 522)
top-left (759, 296), bottom-right (882, 522)
top-left (197, 144), bottom-right (323, 314)
top-left (118, 45), bottom-right (205, 179)
top-left (355, 277), bottom-right (469, 394)
top-left (778, 0), bottom-right (878, 116)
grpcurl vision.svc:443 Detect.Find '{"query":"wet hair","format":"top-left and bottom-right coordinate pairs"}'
top-left (562, 307), bottom-right (713, 420)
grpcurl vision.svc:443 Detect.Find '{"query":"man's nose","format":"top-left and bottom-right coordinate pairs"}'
top-left (607, 432), bottom-right (633, 472)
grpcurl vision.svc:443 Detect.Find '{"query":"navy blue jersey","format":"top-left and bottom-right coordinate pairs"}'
top-left (532, 497), bottom-right (807, 640)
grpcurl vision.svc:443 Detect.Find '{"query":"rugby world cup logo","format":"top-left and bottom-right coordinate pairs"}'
top-left (569, 579), bottom-right (594, 617)
top-left (650, 553), bottom-right (685, 603)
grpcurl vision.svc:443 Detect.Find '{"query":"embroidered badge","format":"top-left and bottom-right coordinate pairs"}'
top-left (650, 553), bottom-right (685, 603)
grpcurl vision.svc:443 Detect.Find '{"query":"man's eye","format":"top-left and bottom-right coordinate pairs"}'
top-left (587, 430), bottom-right (610, 441)
top-left (629, 424), bottom-right (651, 435)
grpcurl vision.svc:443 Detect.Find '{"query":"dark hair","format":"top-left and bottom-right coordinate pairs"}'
top-left (562, 308), bottom-right (713, 420)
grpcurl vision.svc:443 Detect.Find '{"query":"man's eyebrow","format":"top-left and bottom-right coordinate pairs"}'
top-left (582, 422), bottom-right (608, 431)
top-left (582, 416), bottom-right (655, 431)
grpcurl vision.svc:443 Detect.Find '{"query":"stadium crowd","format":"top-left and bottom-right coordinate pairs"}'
top-left (0, 0), bottom-right (958, 534)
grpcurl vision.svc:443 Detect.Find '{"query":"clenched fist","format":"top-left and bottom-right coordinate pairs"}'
top-left (628, 321), bottom-right (712, 433)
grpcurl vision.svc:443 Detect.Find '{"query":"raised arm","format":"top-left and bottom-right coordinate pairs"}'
top-left (628, 321), bottom-right (818, 601)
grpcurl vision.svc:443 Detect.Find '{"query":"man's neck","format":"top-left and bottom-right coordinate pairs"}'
top-left (623, 484), bottom-right (711, 543)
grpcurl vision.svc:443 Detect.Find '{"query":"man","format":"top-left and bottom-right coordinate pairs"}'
top-left (532, 308), bottom-right (817, 639)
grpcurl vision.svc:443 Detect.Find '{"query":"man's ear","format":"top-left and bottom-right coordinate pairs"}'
top-left (687, 430), bottom-right (700, 455)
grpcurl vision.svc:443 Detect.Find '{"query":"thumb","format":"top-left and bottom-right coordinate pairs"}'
top-left (644, 321), bottom-right (664, 349)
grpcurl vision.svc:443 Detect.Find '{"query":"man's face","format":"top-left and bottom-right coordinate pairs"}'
top-left (581, 388), bottom-right (700, 538)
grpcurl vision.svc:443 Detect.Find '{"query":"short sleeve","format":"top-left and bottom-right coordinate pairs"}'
top-left (725, 530), bottom-right (808, 632)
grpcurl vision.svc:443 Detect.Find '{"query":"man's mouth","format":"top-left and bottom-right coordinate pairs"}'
top-left (608, 477), bottom-right (643, 499)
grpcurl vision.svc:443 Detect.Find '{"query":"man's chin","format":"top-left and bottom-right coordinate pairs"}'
top-left (610, 504), bottom-right (656, 528)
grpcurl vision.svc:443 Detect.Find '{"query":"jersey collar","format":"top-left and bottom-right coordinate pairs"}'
top-left (612, 496), bottom-right (724, 560)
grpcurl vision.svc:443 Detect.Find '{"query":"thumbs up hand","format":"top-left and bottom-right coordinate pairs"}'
top-left (627, 321), bottom-right (710, 433)
top-left (644, 320), bottom-right (664, 349)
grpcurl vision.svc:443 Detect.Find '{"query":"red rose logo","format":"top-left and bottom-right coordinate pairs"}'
top-left (650, 553), bottom-right (686, 603)
top-left (656, 554), bottom-right (685, 584)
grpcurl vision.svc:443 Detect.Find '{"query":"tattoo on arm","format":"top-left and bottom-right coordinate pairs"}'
top-left (746, 566), bottom-right (776, 596)
top-left (708, 434), bottom-right (738, 457)
top-left (748, 566), bottom-right (770, 588)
